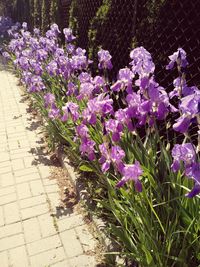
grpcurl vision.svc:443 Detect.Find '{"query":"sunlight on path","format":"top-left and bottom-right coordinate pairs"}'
top-left (0, 58), bottom-right (97, 267)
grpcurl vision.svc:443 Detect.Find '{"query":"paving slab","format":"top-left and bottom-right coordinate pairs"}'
top-left (0, 58), bottom-right (98, 266)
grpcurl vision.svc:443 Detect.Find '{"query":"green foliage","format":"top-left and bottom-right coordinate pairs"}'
top-left (10, 43), bottom-right (200, 264)
top-left (79, 164), bottom-right (95, 172)
top-left (33, 0), bottom-right (42, 28)
top-left (88, 0), bottom-right (112, 61)
top-left (69, 0), bottom-right (79, 39)
top-left (7, 4), bottom-right (200, 264)
top-left (9, 0), bottom-right (31, 24)
top-left (146, 0), bottom-right (166, 23)
top-left (23, 68), bottom-right (200, 265)
top-left (41, 0), bottom-right (51, 33)
top-left (3, 0), bottom-right (61, 32)
top-left (0, 0), bottom-right (15, 17)
top-left (100, 133), bottom-right (200, 266)
top-left (136, 0), bottom-right (166, 45)
top-left (0, 1), bottom-right (7, 16)
top-left (50, 0), bottom-right (60, 25)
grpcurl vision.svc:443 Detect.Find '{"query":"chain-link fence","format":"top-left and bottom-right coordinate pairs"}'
top-left (137, 0), bottom-right (200, 90)
top-left (61, 0), bottom-right (200, 87)
top-left (60, 0), bottom-right (72, 30)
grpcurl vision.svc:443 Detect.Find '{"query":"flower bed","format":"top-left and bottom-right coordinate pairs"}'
top-left (4, 22), bottom-right (200, 266)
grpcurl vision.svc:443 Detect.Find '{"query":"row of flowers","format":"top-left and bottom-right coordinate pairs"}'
top-left (0, 16), bottom-right (20, 37)
top-left (3, 22), bottom-right (200, 198)
top-left (2, 20), bottom-right (200, 265)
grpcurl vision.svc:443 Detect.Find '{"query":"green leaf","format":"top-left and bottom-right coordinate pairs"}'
top-left (79, 164), bottom-right (94, 172)
top-left (142, 245), bottom-right (153, 265)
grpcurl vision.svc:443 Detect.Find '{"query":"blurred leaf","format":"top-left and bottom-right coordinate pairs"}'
top-left (79, 164), bottom-right (94, 172)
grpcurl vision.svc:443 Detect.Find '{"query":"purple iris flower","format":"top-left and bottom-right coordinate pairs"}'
top-left (173, 115), bottom-right (191, 134)
top-left (77, 82), bottom-right (94, 100)
top-left (173, 90), bottom-right (200, 133)
top-left (166, 48), bottom-right (188, 70)
top-left (111, 68), bottom-right (134, 93)
top-left (44, 38), bottom-right (58, 53)
top-left (57, 55), bottom-right (71, 77)
top-left (169, 77), bottom-right (189, 98)
top-left (179, 91), bottom-right (200, 115)
top-left (2, 52), bottom-right (10, 59)
top-left (17, 56), bottom-right (29, 71)
top-left (111, 81), bottom-right (123, 92)
top-left (7, 29), bottom-right (15, 37)
top-left (82, 108), bottom-right (97, 125)
top-left (48, 106), bottom-right (60, 120)
top-left (116, 161), bottom-right (143, 192)
top-left (98, 95), bottom-right (114, 115)
top-left (105, 119), bottom-right (123, 142)
top-left (98, 49), bottom-right (113, 70)
top-left (76, 47), bottom-right (86, 56)
top-left (135, 76), bottom-right (150, 92)
top-left (21, 71), bottom-right (32, 86)
top-left (63, 28), bottom-right (75, 42)
top-left (45, 26), bottom-right (60, 40)
top-left (186, 184), bottom-right (200, 198)
top-left (93, 76), bottom-right (105, 94)
top-left (171, 143), bottom-right (196, 172)
top-left (46, 30), bottom-right (55, 39)
top-left (21, 49), bottom-right (32, 57)
top-left (185, 163), bottom-right (200, 198)
top-left (66, 82), bottom-right (78, 96)
top-left (22, 22), bottom-right (28, 30)
top-left (33, 28), bottom-right (40, 36)
top-left (115, 108), bottom-right (134, 131)
top-left (126, 93), bottom-right (150, 126)
top-left (110, 146), bottom-right (125, 173)
top-left (54, 48), bottom-right (65, 57)
top-left (44, 93), bottom-right (55, 107)
top-left (136, 77), bottom-right (170, 121)
top-left (16, 38), bottom-right (26, 51)
top-left (148, 80), bottom-right (160, 101)
top-left (8, 39), bottom-right (17, 52)
top-left (99, 143), bottom-right (125, 173)
top-left (50, 23), bottom-right (61, 34)
top-left (126, 92), bottom-right (141, 116)
top-left (90, 93), bottom-right (113, 115)
top-left (66, 44), bottom-right (75, 54)
top-left (29, 59), bottom-right (43, 75)
top-left (82, 93), bottom-right (113, 125)
top-left (29, 37), bottom-right (40, 51)
top-left (28, 76), bottom-right (45, 92)
top-left (39, 36), bottom-right (47, 47)
top-left (99, 143), bottom-right (111, 173)
top-left (130, 46), bottom-right (155, 75)
top-left (118, 68), bottom-right (134, 84)
top-left (71, 55), bottom-right (88, 70)
top-left (76, 124), bottom-right (89, 139)
top-left (62, 102), bottom-right (79, 122)
top-left (36, 49), bottom-right (48, 61)
top-left (118, 67), bottom-right (134, 93)
top-left (93, 76), bottom-right (105, 87)
top-left (183, 86), bottom-right (199, 97)
top-left (80, 137), bottom-right (96, 161)
top-left (156, 102), bottom-right (169, 120)
top-left (21, 30), bottom-right (31, 41)
top-left (172, 143), bottom-right (200, 198)
top-left (78, 72), bottom-right (92, 83)
top-left (46, 60), bottom-right (59, 76)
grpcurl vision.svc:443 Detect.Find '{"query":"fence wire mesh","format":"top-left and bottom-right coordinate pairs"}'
top-left (138, 0), bottom-right (200, 89)
top-left (61, 0), bottom-right (200, 88)
top-left (75, 0), bottom-right (103, 49)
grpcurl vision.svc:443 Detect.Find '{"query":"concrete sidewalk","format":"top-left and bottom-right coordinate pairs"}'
top-left (0, 60), bottom-right (98, 267)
